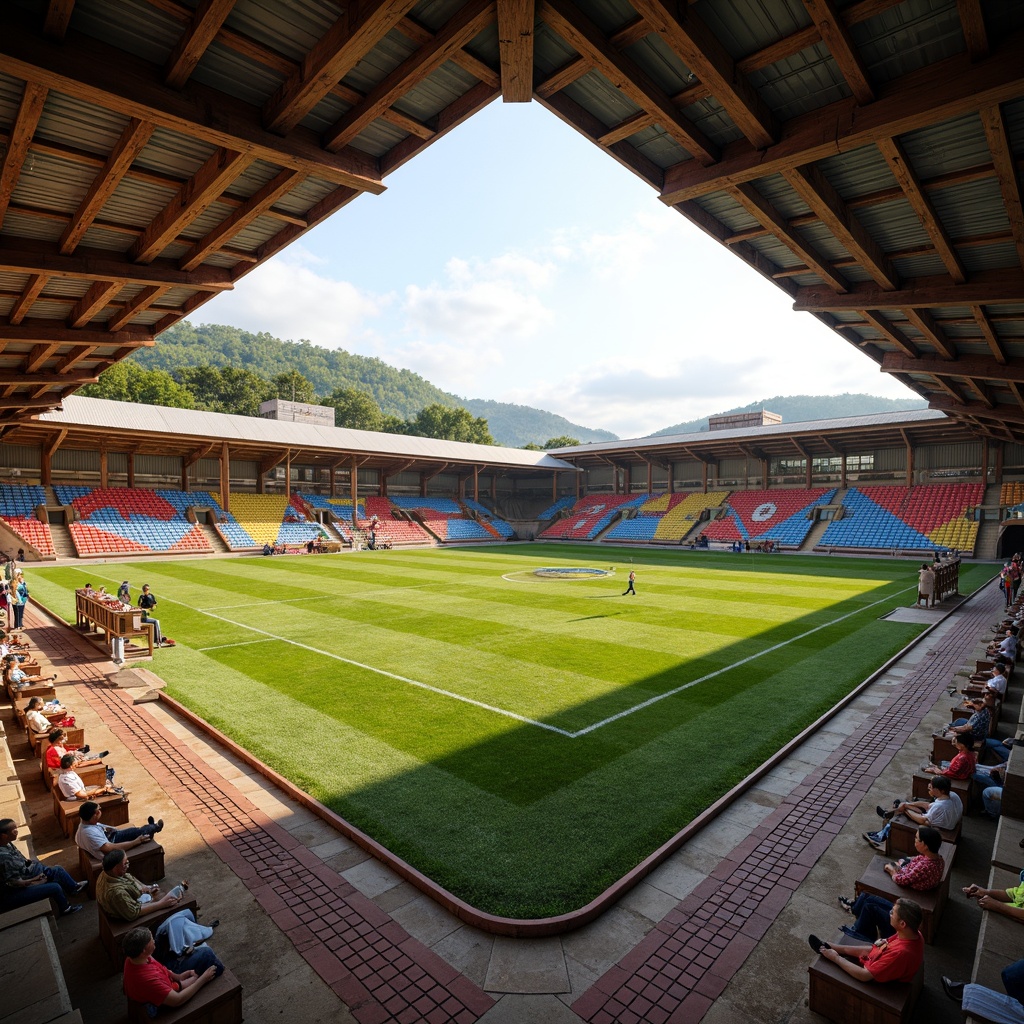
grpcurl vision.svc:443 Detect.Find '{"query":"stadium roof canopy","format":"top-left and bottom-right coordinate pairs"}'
top-left (0, 0), bottom-right (1022, 439)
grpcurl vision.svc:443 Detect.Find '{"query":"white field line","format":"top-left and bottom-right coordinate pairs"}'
top-left (195, 638), bottom-right (279, 652)
top-left (87, 568), bottom-right (913, 739)
top-left (567, 584), bottom-right (916, 737)
top-left (204, 581), bottom-right (440, 611)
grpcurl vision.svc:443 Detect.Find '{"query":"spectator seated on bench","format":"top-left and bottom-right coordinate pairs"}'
top-left (45, 728), bottom-right (108, 772)
top-left (0, 818), bottom-right (86, 917)
top-left (807, 898), bottom-right (925, 1024)
top-left (57, 752), bottom-right (121, 801)
top-left (948, 691), bottom-right (999, 742)
top-left (839, 827), bottom-right (951, 944)
top-left (962, 873), bottom-right (1024, 924)
top-left (123, 925), bottom-right (227, 1018)
top-left (97, 849), bottom-right (181, 924)
top-left (941, 956), bottom-right (1024, 1022)
top-left (864, 776), bottom-right (963, 853)
top-left (75, 800), bottom-right (163, 860)
top-left (923, 733), bottom-right (977, 780)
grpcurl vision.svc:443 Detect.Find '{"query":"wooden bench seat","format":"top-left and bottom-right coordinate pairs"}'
top-left (853, 842), bottom-right (956, 943)
top-left (99, 896), bottom-right (197, 966)
top-left (126, 965), bottom-right (242, 1024)
top-left (55, 791), bottom-right (129, 838)
top-left (808, 940), bottom-right (923, 1024)
top-left (32, 727), bottom-right (84, 757)
top-left (910, 770), bottom-right (973, 808)
top-left (1001, 744), bottom-right (1024, 821)
top-left (48, 762), bottom-right (106, 793)
top-left (888, 814), bottom-right (961, 857)
top-left (81, 839), bottom-right (165, 898)
top-left (992, 815), bottom-right (1024, 873)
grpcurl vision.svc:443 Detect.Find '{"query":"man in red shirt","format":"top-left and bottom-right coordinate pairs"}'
top-left (809, 898), bottom-right (924, 984)
top-left (122, 926), bottom-right (219, 1010)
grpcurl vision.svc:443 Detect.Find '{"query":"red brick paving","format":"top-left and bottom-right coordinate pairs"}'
top-left (24, 606), bottom-right (495, 1024)
top-left (572, 583), bottom-right (1002, 1023)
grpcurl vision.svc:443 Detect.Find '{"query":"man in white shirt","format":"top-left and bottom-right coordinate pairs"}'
top-left (74, 801), bottom-right (163, 858)
top-left (57, 753), bottom-right (119, 800)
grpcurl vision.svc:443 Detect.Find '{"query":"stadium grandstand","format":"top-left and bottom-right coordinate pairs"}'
top-left (1, 1), bottom-right (1023, 1023)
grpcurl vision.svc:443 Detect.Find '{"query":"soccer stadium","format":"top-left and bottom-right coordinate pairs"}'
top-left (1, 3), bottom-right (1024, 1024)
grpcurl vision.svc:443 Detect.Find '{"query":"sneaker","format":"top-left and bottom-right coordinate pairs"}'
top-left (74, 880), bottom-right (89, 894)
top-left (807, 934), bottom-right (829, 955)
top-left (941, 977), bottom-right (965, 1003)
top-left (60, 904), bottom-right (83, 916)
top-left (97, 751), bottom-right (109, 759)
top-left (81, 745), bottom-right (91, 754)
top-left (837, 895), bottom-right (855, 914)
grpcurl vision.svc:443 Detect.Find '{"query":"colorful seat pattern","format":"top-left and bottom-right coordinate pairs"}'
top-left (537, 495), bottom-right (577, 520)
top-left (0, 484), bottom-right (54, 555)
top-left (52, 486), bottom-right (213, 557)
top-left (538, 494), bottom-right (649, 540)
top-left (389, 496), bottom-right (495, 542)
top-left (362, 497), bottom-right (432, 545)
top-left (702, 489), bottom-right (836, 547)
top-left (820, 484), bottom-right (984, 552)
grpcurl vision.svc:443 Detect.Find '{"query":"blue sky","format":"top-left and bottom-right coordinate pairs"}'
top-left (201, 98), bottom-right (917, 438)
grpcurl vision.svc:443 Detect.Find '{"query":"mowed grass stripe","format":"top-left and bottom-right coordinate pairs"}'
top-left (26, 551), bottom-right (993, 918)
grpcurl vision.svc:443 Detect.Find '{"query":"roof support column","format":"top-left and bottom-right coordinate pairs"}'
top-left (805, 456), bottom-right (812, 490)
top-left (126, 452), bottom-right (135, 490)
top-left (100, 449), bottom-right (108, 489)
top-left (841, 454), bottom-right (847, 491)
top-left (994, 440), bottom-right (1004, 487)
top-left (285, 450), bottom-right (291, 500)
top-left (40, 430), bottom-right (66, 487)
top-left (905, 442), bottom-right (914, 487)
top-left (552, 471), bottom-right (558, 502)
top-left (762, 458), bottom-right (768, 490)
top-left (667, 463), bottom-right (673, 494)
top-left (351, 456), bottom-right (358, 529)
top-left (701, 462), bottom-right (708, 493)
top-left (474, 466), bottom-right (479, 503)
top-left (220, 442), bottom-right (230, 513)
top-left (576, 467), bottom-right (581, 500)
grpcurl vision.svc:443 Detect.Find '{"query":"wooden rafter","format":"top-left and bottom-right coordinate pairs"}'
top-left (43, 0), bottom-right (75, 39)
top-left (9, 273), bottom-right (47, 325)
top-left (23, 343), bottom-right (60, 374)
top-left (973, 305), bottom-right (1006, 364)
top-left (801, 0), bottom-right (873, 105)
top-left (729, 183), bottom-right (849, 292)
top-left (497, 0), bottom-right (535, 102)
top-left (0, 370), bottom-right (98, 386)
top-left (957, 0), bottom-right (988, 60)
top-left (131, 148), bottom-right (252, 263)
top-left (107, 286), bottom-right (172, 332)
top-left (964, 378), bottom-right (995, 408)
top-left (597, 112), bottom-right (655, 146)
top-left (857, 310), bottom-right (918, 357)
top-left (882, 353), bottom-right (1024, 384)
top-left (793, 267), bottom-right (1024, 311)
top-left (661, 33), bottom-right (1024, 204)
top-left (0, 82), bottom-right (47, 232)
top-left (55, 346), bottom-right (97, 374)
top-left (929, 376), bottom-right (967, 405)
top-left (930, 395), bottom-right (1024, 424)
top-left (538, 0), bottom-right (718, 165)
top-left (0, 322), bottom-right (153, 345)
top-left (180, 168), bottom-right (300, 271)
top-left (60, 118), bottom-right (155, 255)
top-left (0, 10), bottom-right (383, 191)
top-left (901, 308), bottom-right (956, 360)
top-left (164, 0), bottom-right (237, 89)
top-left (262, 1), bottom-right (418, 134)
top-left (628, 0), bottom-right (777, 148)
top-left (876, 137), bottom-right (966, 284)
top-left (534, 56), bottom-right (590, 98)
top-left (784, 165), bottom-right (899, 290)
top-left (67, 280), bottom-right (121, 328)
top-left (323, 0), bottom-right (496, 153)
top-left (979, 104), bottom-right (1024, 271)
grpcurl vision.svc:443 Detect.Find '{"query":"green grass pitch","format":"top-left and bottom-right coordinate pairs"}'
top-left (27, 546), bottom-right (992, 918)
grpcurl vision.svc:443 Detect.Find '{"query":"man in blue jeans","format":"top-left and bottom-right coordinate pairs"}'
top-left (0, 818), bottom-right (86, 915)
top-left (943, 956), bottom-right (1024, 1022)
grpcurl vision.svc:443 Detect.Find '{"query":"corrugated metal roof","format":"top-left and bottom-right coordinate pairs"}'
top-left (549, 409), bottom-right (948, 455)
top-left (39, 397), bottom-right (579, 470)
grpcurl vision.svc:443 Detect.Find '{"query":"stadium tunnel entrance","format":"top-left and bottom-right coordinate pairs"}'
top-left (997, 522), bottom-right (1024, 558)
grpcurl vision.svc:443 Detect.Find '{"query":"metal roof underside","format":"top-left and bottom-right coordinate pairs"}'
top-left (0, 0), bottom-right (1021, 448)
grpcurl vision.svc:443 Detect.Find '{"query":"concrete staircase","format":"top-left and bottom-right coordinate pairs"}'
top-left (800, 518), bottom-right (832, 551)
top-left (47, 522), bottom-right (77, 560)
top-left (199, 523), bottom-right (231, 554)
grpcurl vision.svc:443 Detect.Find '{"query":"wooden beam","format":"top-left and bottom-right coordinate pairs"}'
top-left (497, 0), bottom-right (535, 102)
top-left (54, 345), bottom-right (96, 374)
top-left (262, 1), bottom-right (418, 134)
top-left (597, 112), bottom-right (656, 146)
top-left (784, 164), bottom-right (899, 289)
top-left (980, 104), bottom-right (1024, 271)
top-left (324, 0), bottom-right (496, 152)
top-left (793, 267), bottom-right (1024, 311)
top-left (629, 0), bottom-right (777, 148)
top-left (730, 183), bottom-right (849, 292)
top-left (0, 322), bottom-right (152, 345)
top-left (131, 148), bottom-right (252, 263)
top-left (0, 82), bottom-right (47, 231)
top-left (901, 308), bottom-right (957, 360)
top-left (179, 168), bottom-right (300, 271)
top-left (0, 394), bottom-right (65, 410)
top-left (0, 239), bottom-right (234, 290)
top-left (660, 32), bottom-right (1024, 204)
top-left (60, 118), bottom-right (154, 255)
top-left (0, 370), bottom-right (97, 386)
top-left (43, 0), bottom-right (76, 39)
top-left (8, 273), bottom-right (48, 326)
top-left (107, 285), bottom-right (171, 332)
top-left (858, 309), bottom-right (918, 357)
top-left (164, 0), bottom-right (237, 89)
top-left (930, 395), bottom-right (1024, 425)
top-left (0, 10), bottom-right (384, 192)
top-left (539, 0), bottom-right (718, 164)
top-left (802, 0), bottom-right (874, 104)
top-left (534, 56), bottom-right (590, 98)
top-left (973, 305), bottom-right (1007, 364)
top-left (882, 352), bottom-right (1024, 384)
top-left (876, 137), bottom-right (966, 284)
top-left (964, 378), bottom-right (995, 408)
top-left (23, 343), bottom-right (60, 374)
top-left (182, 443), bottom-right (215, 468)
top-left (957, 0), bottom-right (989, 60)
top-left (66, 280), bottom-right (121, 328)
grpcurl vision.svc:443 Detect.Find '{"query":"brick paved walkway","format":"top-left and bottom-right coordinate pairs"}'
top-left (571, 583), bottom-right (1001, 1024)
top-left (24, 608), bottom-right (494, 1024)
